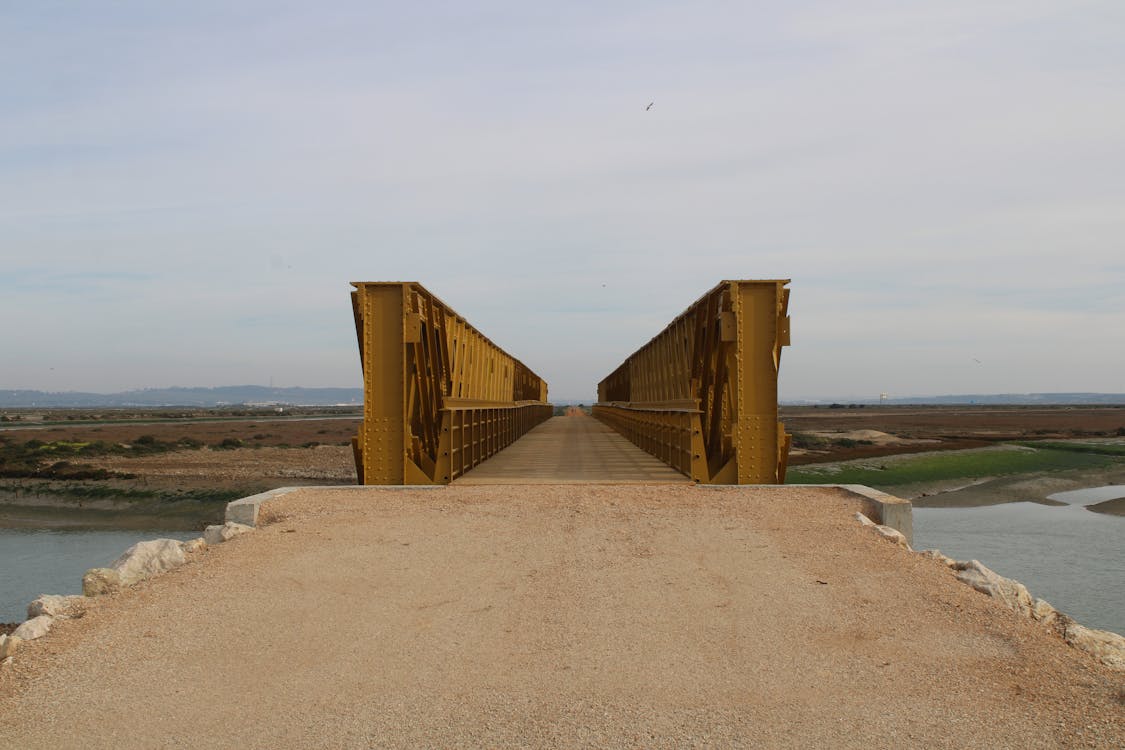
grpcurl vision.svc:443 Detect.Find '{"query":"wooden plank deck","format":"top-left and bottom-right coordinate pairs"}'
top-left (455, 414), bottom-right (689, 484)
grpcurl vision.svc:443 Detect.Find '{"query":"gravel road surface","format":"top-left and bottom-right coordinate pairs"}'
top-left (1, 485), bottom-right (1121, 748)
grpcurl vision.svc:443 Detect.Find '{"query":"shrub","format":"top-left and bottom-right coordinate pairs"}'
top-left (790, 432), bottom-right (826, 449)
top-left (213, 437), bottom-right (244, 450)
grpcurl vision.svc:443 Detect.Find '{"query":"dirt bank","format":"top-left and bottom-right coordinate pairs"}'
top-left (1, 485), bottom-right (1121, 748)
top-left (0, 445), bottom-right (358, 526)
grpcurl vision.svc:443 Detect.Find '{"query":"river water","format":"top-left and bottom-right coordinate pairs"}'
top-left (913, 485), bottom-right (1125, 636)
top-left (0, 527), bottom-right (198, 623)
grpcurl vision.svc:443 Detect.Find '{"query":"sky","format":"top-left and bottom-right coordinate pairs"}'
top-left (2, 1), bottom-right (1123, 402)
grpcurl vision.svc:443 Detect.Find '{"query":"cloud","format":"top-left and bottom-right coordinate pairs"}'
top-left (1, 1), bottom-right (1122, 398)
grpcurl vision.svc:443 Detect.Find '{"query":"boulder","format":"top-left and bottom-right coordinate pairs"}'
top-left (203, 522), bottom-right (254, 546)
top-left (953, 560), bottom-right (1034, 617)
top-left (27, 594), bottom-right (86, 619)
top-left (854, 512), bottom-right (876, 527)
top-left (0, 634), bottom-right (21, 659)
top-left (13, 615), bottom-right (52, 641)
top-left (83, 568), bottom-right (121, 597)
top-left (918, 549), bottom-right (957, 567)
top-left (110, 538), bottom-right (186, 586)
top-left (873, 524), bottom-right (911, 550)
top-left (181, 537), bottom-right (207, 554)
top-left (1029, 598), bottom-right (1069, 632)
top-left (1063, 622), bottom-right (1125, 670)
top-left (856, 512), bottom-right (911, 549)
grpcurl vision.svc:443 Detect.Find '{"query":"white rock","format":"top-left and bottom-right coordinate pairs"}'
top-left (856, 512), bottom-right (911, 549)
top-left (918, 549), bottom-right (957, 567)
top-left (203, 522), bottom-right (254, 546)
top-left (1029, 598), bottom-right (1069, 631)
top-left (27, 594), bottom-right (85, 619)
top-left (953, 559), bottom-right (1034, 617)
top-left (0, 634), bottom-right (21, 658)
top-left (13, 615), bottom-right (53, 641)
top-left (873, 524), bottom-right (911, 550)
top-left (110, 538), bottom-right (187, 586)
top-left (181, 537), bottom-right (207, 554)
top-left (83, 567), bottom-right (121, 596)
top-left (1064, 622), bottom-right (1125, 671)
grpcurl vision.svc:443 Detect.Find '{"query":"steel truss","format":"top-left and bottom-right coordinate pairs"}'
top-left (592, 280), bottom-right (791, 484)
top-left (351, 282), bottom-right (551, 484)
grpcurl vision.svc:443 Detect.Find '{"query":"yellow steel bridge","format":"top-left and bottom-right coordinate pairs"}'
top-left (351, 280), bottom-right (790, 485)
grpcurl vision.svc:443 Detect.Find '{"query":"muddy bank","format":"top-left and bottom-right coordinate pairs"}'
top-left (0, 444), bottom-right (355, 530)
top-left (910, 464), bottom-right (1125, 508)
top-left (1088, 497), bottom-right (1125, 517)
top-left (0, 504), bottom-right (221, 530)
top-left (0, 493), bottom-right (229, 530)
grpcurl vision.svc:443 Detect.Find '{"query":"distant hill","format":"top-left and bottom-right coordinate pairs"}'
top-left (0, 386), bottom-right (363, 408)
top-left (5, 388), bottom-right (1122, 409)
top-left (784, 393), bottom-right (1125, 406)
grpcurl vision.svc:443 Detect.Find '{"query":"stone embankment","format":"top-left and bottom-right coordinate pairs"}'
top-left (1, 485), bottom-right (1122, 749)
top-left (854, 511), bottom-right (1125, 670)
top-left (0, 519), bottom-right (252, 665)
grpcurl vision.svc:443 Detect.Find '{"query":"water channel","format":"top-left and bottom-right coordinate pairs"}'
top-left (913, 485), bottom-right (1125, 636)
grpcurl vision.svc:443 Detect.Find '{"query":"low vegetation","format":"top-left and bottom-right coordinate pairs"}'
top-left (1012, 440), bottom-right (1125, 456)
top-left (0, 435), bottom-right (204, 480)
top-left (790, 432), bottom-right (875, 450)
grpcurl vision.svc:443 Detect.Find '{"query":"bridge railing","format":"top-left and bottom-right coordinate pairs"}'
top-left (593, 280), bottom-right (791, 484)
top-left (351, 282), bottom-right (552, 484)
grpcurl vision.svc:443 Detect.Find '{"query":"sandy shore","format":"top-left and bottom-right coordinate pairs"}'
top-left (1, 485), bottom-right (1122, 748)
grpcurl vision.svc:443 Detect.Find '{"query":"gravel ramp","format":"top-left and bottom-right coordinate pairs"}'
top-left (1, 485), bottom-right (1121, 748)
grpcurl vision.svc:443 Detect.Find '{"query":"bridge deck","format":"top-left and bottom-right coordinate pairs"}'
top-left (455, 413), bottom-right (689, 484)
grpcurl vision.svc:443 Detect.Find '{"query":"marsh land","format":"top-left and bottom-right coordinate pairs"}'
top-left (1, 404), bottom-right (1122, 524)
top-left (782, 405), bottom-right (1125, 513)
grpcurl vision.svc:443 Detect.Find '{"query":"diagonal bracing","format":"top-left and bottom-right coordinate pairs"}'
top-left (351, 282), bottom-right (552, 484)
top-left (592, 280), bottom-right (791, 484)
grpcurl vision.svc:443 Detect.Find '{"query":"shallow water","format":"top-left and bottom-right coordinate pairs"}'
top-left (0, 528), bottom-right (197, 623)
top-left (914, 502), bottom-right (1125, 635)
top-left (1047, 484), bottom-right (1125, 505)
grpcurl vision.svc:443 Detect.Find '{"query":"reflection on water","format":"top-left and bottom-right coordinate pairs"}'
top-left (0, 528), bottom-right (197, 623)
top-left (914, 502), bottom-right (1125, 636)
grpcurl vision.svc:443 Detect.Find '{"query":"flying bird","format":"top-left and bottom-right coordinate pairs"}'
top-left (645, 102), bottom-right (654, 111)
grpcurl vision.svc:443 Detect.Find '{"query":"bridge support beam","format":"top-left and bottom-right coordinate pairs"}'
top-left (593, 280), bottom-right (791, 484)
top-left (351, 282), bottom-right (551, 484)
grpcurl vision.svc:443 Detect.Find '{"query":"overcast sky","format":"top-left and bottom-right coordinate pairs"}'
top-left (2, 1), bottom-right (1122, 401)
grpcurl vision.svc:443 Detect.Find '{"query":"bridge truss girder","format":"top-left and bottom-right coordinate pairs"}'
top-left (593, 280), bottom-right (791, 484)
top-left (351, 282), bottom-right (551, 485)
